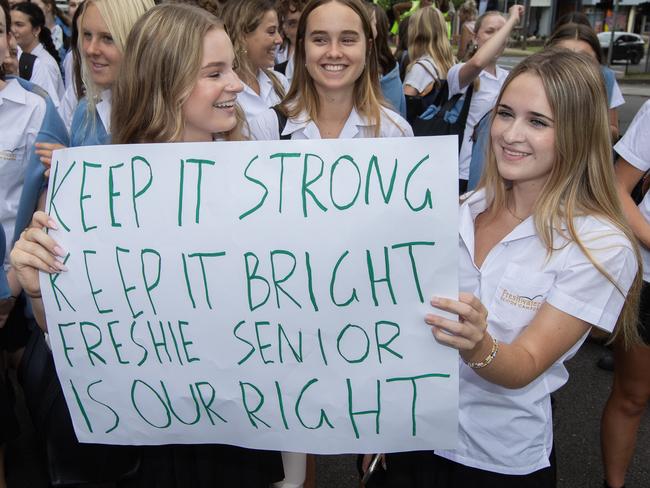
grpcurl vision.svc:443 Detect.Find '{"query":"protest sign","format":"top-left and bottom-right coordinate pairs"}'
top-left (42, 136), bottom-right (459, 453)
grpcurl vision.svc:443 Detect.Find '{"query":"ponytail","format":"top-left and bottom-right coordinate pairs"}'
top-left (39, 25), bottom-right (60, 64)
top-left (11, 2), bottom-right (60, 63)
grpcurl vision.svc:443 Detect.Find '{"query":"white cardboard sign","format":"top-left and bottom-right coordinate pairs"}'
top-left (41, 136), bottom-right (459, 453)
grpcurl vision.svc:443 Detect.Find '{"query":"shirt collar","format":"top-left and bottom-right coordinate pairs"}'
top-left (282, 106), bottom-right (372, 139)
top-left (460, 188), bottom-right (538, 262)
top-left (0, 78), bottom-right (27, 108)
top-left (96, 89), bottom-right (112, 133)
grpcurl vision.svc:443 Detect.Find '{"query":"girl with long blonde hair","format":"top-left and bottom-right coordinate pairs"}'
top-left (12, 4), bottom-right (285, 487)
top-left (363, 48), bottom-right (642, 488)
top-left (403, 6), bottom-right (454, 97)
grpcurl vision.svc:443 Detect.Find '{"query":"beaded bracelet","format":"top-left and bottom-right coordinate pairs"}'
top-left (464, 336), bottom-right (499, 369)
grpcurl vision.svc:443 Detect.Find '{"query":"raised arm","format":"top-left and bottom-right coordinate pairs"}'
top-left (456, 5), bottom-right (524, 89)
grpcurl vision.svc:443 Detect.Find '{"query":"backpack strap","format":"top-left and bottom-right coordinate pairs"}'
top-left (19, 52), bottom-right (37, 81)
top-left (272, 105), bottom-right (291, 140)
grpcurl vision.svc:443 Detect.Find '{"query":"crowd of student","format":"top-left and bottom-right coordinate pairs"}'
top-left (0, 0), bottom-right (649, 487)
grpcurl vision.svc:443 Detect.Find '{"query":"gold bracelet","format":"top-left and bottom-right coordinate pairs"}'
top-left (464, 336), bottom-right (498, 369)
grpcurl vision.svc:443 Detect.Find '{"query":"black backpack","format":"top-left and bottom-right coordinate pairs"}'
top-left (404, 59), bottom-right (440, 124)
top-left (411, 80), bottom-right (475, 154)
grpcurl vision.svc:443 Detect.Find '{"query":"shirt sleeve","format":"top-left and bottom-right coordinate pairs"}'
top-left (546, 225), bottom-right (638, 332)
top-left (614, 100), bottom-right (650, 172)
top-left (29, 59), bottom-right (62, 109)
top-left (446, 62), bottom-right (466, 98)
top-left (609, 79), bottom-right (625, 109)
top-left (403, 58), bottom-right (438, 93)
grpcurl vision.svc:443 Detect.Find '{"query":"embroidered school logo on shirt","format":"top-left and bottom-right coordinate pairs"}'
top-left (0, 150), bottom-right (17, 161)
top-left (500, 289), bottom-right (544, 311)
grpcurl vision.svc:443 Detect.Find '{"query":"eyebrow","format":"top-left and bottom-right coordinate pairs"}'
top-left (498, 103), bottom-right (554, 123)
top-left (201, 62), bottom-right (227, 70)
top-left (308, 30), bottom-right (361, 36)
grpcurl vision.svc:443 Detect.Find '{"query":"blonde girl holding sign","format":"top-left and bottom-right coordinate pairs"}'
top-left (363, 49), bottom-right (642, 488)
top-left (12, 4), bottom-right (286, 487)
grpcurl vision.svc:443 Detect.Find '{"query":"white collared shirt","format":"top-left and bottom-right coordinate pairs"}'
top-left (615, 100), bottom-right (650, 281)
top-left (17, 44), bottom-right (64, 109)
top-left (96, 89), bottom-right (112, 135)
top-left (237, 69), bottom-right (289, 123)
top-left (0, 79), bottom-right (46, 267)
top-left (434, 189), bottom-right (637, 475)
top-left (447, 63), bottom-right (509, 180)
top-left (248, 105), bottom-right (413, 140)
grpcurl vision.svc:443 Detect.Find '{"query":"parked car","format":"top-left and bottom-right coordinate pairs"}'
top-left (598, 31), bottom-right (646, 64)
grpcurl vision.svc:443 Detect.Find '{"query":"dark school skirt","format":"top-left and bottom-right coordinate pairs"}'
top-left (119, 444), bottom-right (284, 488)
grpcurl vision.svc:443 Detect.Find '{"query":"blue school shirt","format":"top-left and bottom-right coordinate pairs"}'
top-left (70, 97), bottom-right (110, 147)
top-left (380, 63), bottom-right (407, 119)
top-left (11, 77), bottom-right (69, 245)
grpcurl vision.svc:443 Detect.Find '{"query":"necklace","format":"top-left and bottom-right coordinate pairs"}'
top-left (506, 195), bottom-right (525, 222)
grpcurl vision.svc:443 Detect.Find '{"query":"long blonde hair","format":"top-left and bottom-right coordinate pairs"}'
top-left (280, 0), bottom-right (391, 137)
top-left (221, 0), bottom-right (286, 99)
top-left (406, 6), bottom-right (455, 79)
top-left (78, 0), bottom-right (154, 117)
top-left (478, 49), bottom-right (642, 347)
top-left (111, 4), bottom-right (244, 143)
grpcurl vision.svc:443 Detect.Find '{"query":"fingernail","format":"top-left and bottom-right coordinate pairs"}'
top-left (430, 297), bottom-right (440, 305)
top-left (54, 261), bottom-right (68, 272)
top-left (53, 245), bottom-right (65, 257)
top-left (48, 219), bottom-right (59, 230)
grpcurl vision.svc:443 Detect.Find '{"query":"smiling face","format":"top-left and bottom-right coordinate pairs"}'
top-left (81, 3), bottom-right (122, 89)
top-left (244, 9), bottom-right (282, 70)
top-left (181, 28), bottom-right (244, 142)
top-left (491, 73), bottom-right (556, 189)
top-left (304, 1), bottom-right (366, 98)
top-left (10, 10), bottom-right (39, 53)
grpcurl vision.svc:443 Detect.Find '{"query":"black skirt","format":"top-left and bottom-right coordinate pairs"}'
top-left (119, 444), bottom-right (284, 488)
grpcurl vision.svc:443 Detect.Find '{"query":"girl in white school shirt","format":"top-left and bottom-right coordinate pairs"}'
top-left (12, 4), bottom-right (284, 486)
top-left (363, 49), bottom-right (642, 488)
top-left (402, 5), bottom-right (454, 98)
top-left (447, 4), bottom-right (523, 193)
top-left (222, 0), bottom-right (289, 123)
top-left (249, 0), bottom-right (411, 141)
top-left (250, 1), bottom-right (409, 486)
top-left (10, 1), bottom-right (64, 108)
